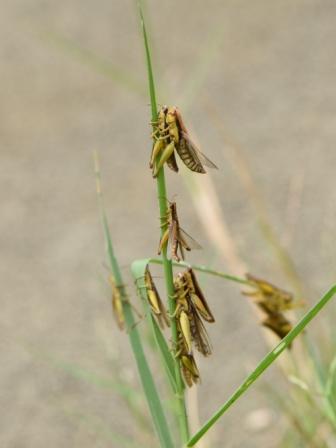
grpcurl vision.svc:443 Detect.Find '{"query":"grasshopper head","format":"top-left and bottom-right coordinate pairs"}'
top-left (158, 106), bottom-right (167, 121)
top-left (166, 106), bottom-right (177, 125)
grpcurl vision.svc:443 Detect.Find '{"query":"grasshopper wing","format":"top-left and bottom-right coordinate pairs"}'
top-left (181, 354), bottom-right (200, 387)
top-left (168, 219), bottom-right (182, 261)
top-left (187, 268), bottom-right (215, 323)
top-left (174, 106), bottom-right (189, 134)
top-left (190, 305), bottom-right (212, 356)
top-left (176, 136), bottom-right (205, 173)
top-left (176, 131), bottom-right (218, 173)
top-left (166, 152), bottom-right (179, 173)
top-left (178, 228), bottom-right (202, 251)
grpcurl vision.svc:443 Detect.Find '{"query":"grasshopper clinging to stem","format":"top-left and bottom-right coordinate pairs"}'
top-left (151, 105), bottom-right (218, 177)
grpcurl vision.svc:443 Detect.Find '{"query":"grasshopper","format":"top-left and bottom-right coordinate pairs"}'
top-left (242, 273), bottom-right (304, 345)
top-left (152, 105), bottom-right (218, 177)
top-left (183, 268), bottom-right (215, 322)
top-left (158, 201), bottom-right (201, 261)
top-left (188, 303), bottom-right (213, 356)
top-left (243, 274), bottom-right (304, 314)
top-left (144, 265), bottom-right (170, 329)
top-left (180, 353), bottom-right (200, 387)
top-left (175, 319), bottom-right (200, 387)
top-left (177, 330), bottom-right (200, 387)
top-left (150, 106), bottom-right (178, 176)
top-left (173, 273), bottom-right (194, 354)
top-left (174, 270), bottom-right (213, 357)
top-left (178, 309), bottom-right (193, 355)
top-left (262, 313), bottom-right (293, 341)
top-left (109, 275), bottom-right (125, 331)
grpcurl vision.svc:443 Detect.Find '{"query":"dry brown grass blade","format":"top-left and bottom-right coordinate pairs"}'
top-left (202, 96), bottom-right (306, 299)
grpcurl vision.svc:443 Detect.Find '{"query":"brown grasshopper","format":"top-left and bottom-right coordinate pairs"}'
top-left (173, 270), bottom-right (213, 357)
top-left (176, 329), bottom-right (200, 387)
top-left (158, 201), bottom-right (201, 262)
top-left (262, 313), bottom-right (293, 341)
top-left (180, 353), bottom-right (200, 387)
top-left (150, 106), bottom-right (178, 176)
top-left (144, 265), bottom-right (170, 329)
top-left (183, 268), bottom-right (215, 322)
top-left (242, 273), bottom-right (304, 343)
top-left (152, 105), bottom-right (218, 177)
top-left (243, 274), bottom-right (304, 314)
top-left (109, 275), bottom-right (125, 331)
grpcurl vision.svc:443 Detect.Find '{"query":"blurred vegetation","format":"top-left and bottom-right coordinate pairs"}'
top-left (35, 2), bottom-right (336, 447)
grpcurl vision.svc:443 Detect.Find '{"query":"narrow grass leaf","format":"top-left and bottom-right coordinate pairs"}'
top-left (300, 335), bottom-right (336, 428)
top-left (131, 259), bottom-right (178, 394)
top-left (326, 355), bottom-right (336, 399)
top-left (95, 153), bottom-right (174, 448)
top-left (325, 355), bottom-right (336, 427)
top-left (40, 30), bottom-right (146, 96)
top-left (137, 3), bottom-right (158, 119)
top-left (138, 257), bottom-right (251, 287)
top-left (187, 285), bottom-right (336, 446)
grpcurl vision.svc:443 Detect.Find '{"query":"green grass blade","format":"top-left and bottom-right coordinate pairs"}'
top-left (94, 154), bottom-right (174, 448)
top-left (187, 285), bottom-right (336, 446)
top-left (325, 355), bottom-right (336, 427)
top-left (135, 257), bottom-right (251, 287)
top-left (137, 3), bottom-right (157, 119)
top-left (40, 30), bottom-right (146, 96)
top-left (150, 314), bottom-right (179, 393)
top-left (137, 1), bottom-right (190, 443)
top-left (326, 355), bottom-right (336, 400)
top-left (132, 259), bottom-right (179, 394)
top-left (301, 334), bottom-right (336, 428)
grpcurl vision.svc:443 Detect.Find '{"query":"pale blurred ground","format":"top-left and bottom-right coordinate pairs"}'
top-left (1, 1), bottom-right (336, 447)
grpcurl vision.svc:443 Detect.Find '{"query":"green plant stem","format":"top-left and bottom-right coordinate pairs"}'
top-left (187, 285), bottom-right (336, 446)
top-left (138, 3), bottom-right (189, 444)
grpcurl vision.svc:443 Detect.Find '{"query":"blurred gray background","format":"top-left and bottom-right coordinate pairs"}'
top-left (1, 1), bottom-right (336, 447)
